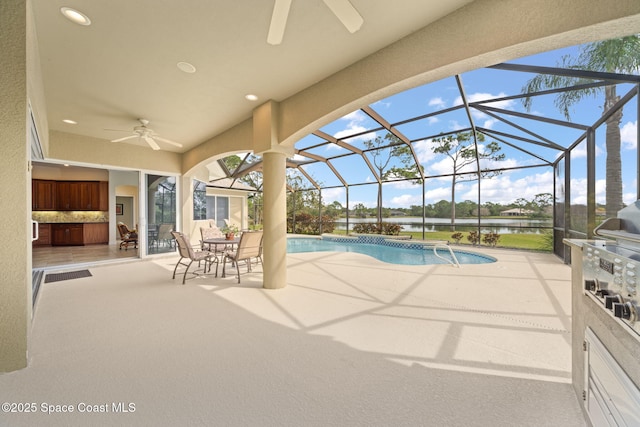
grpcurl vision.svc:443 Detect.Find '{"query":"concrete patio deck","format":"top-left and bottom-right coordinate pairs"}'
top-left (1, 248), bottom-right (586, 426)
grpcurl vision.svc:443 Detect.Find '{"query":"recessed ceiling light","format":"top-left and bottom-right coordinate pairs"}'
top-left (63, 164), bottom-right (70, 167)
top-left (245, 94), bottom-right (258, 101)
top-left (177, 62), bottom-right (196, 73)
top-left (60, 7), bottom-right (91, 26)
top-left (62, 119), bottom-right (77, 124)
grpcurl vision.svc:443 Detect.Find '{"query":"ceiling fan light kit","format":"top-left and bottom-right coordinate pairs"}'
top-left (267, 0), bottom-right (362, 45)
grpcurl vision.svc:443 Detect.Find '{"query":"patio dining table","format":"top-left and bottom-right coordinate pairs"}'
top-left (203, 237), bottom-right (240, 253)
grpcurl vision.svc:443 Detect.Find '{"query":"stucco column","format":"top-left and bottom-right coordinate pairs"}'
top-left (262, 151), bottom-right (288, 289)
top-left (254, 100), bottom-right (291, 289)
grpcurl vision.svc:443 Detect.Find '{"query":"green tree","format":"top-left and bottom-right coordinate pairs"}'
top-left (529, 193), bottom-right (553, 218)
top-left (363, 132), bottom-right (422, 225)
top-left (513, 197), bottom-right (529, 215)
top-left (522, 36), bottom-right (640, 217)
top-left (353, 203), bottom-right (368, 218)
top-left (325, 200), bottom-right (344, 218)
top-left (431, 132), bottom-right (504, 230)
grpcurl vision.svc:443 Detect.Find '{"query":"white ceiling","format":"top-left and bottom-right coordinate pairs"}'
top-left (32, 0), bottom-right (474, 152)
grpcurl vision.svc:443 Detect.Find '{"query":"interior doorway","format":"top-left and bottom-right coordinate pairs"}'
top-left (116, 195), bottom-right (135, 232)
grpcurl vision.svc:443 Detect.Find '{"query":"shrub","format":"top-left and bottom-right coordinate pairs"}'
top-left (352, 222), bottom-right (403, 235)
top-left (352, 223), bottom-right (378, 234)
top-left (467, 230), bottom-right (480, 246)
top-left (451, 232), bottom-right (463, 243)
top-left (482, 231), bottom-right (500, 247)
top-left (381, 223), bottom-right (403, 235)
top-left (287, 213), bottom-right (335, 234)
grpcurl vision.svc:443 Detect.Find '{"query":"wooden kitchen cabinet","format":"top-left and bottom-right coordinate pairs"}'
top-left (55, 181), bottom-right (108, 211)
top-left (55, 181), bottom-right (73, 210)
top-left (32, 223), bottom-right (51, 246)
top-left (32, 180), bottom-right (56, 210)
top-left (83, 223), bottom-right (109, 244)
top-left (52, 223), bottom-right (84, 246)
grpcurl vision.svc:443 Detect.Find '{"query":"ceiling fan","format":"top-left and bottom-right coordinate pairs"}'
top-left (109, 119), bottom-right (183, 151)
top-left (267, 0), bottom-right (363, 45)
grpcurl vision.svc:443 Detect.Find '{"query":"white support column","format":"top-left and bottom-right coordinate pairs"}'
top-left (262, 151), bottom-right (288, 289)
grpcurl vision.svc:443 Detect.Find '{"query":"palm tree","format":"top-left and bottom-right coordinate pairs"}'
top-left (522, 36), bottom-right (640, 217)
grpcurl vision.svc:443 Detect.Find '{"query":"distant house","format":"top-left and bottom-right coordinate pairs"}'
top-left (500, 208), bottom-right (534, 216)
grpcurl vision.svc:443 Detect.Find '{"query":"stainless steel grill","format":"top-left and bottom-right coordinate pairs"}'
top-left (583, 201), bottom-right (640, 337)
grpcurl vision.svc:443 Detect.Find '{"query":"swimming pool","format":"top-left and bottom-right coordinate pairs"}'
top-left (286, 236), bottom-right (496, 265)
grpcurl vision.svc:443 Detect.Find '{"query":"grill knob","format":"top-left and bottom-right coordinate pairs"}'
top-left (605, 294), bottom-right (623, 310)
top-left (584, 280), bottom-right (596, 291)
top-left (613, 302), bottom-right (633, 320)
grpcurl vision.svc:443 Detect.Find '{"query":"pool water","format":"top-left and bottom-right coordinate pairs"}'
top-left (286, 237), bottom-right (496, 265)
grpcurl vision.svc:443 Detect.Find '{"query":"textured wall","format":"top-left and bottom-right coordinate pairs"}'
top-left (0, 0), bottom-right (29, 371)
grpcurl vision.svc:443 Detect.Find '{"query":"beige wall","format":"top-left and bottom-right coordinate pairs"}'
top-left (1, 0), bottom-right (30, 371)
top-left (32, 164), bottom-right (109, 181)
top-left (48, 130), bottom-right (182, 175)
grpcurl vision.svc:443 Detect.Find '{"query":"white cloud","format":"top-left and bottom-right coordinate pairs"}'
top-left (428, 97), bottom-right (446, 109)
top-left (621, 120), bottom-right (637, 150)
top-left (389, 194), bottom-right (419, 206)
top-left (569, 141), bottom-right (604, 159)
top-left (455, 171), bottom-right (555, 204)
top-left (413, 139), bottom-right (437, 163)
top-left (427, 116), bottom-right (439, 125)
top-left (424, 186), bottom-right (450, 201)
top-left (331, 110), bottom-right (377, 147)
top-left (482, 118), bottom-right (497, 129)
top-left (321, 187), bottom-right (345, 203)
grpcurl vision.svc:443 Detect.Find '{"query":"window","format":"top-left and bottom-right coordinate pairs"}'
top-left (192, 180), bottom-right (229, 226)
top-left (193, 180), bottom-right (207, 220)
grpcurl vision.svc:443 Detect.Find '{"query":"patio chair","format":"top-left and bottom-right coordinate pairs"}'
top-left (117, 222), bottom-right (138, 250)
top-left (200, 224), bottom-right (225, 251)
top-left (222, 231), bottom-right (263, 283)
top-left (171, 231), bottom-right (218, 284)
top-left (157, 223), bottom-right (174, 248)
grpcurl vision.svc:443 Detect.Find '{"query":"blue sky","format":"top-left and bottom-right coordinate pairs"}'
top-left (291, 41), bottom-right (639, 209)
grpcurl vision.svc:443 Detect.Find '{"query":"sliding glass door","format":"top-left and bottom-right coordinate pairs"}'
top-left (146, 174), bottom-right (176, 255)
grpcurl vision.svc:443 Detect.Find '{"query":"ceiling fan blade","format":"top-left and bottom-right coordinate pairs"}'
top-left (144, 135), bottom-right (161, 151)
top-left (322, 0), bottom-right (363, 33)
top-left (111, 135), bottom-right (137, 143)
top-left (267, 0), bottom-right (292, 45)
top-left (153, 136), bottom-right (183, 148)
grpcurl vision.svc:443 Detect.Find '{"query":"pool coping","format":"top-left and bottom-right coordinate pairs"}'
top-left (288, 233), bottom-right (497, 264)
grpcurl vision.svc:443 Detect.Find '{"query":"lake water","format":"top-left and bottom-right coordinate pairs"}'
top-left (334, 217), bottom-right (552, 234)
